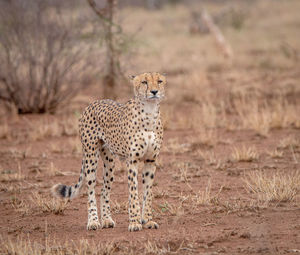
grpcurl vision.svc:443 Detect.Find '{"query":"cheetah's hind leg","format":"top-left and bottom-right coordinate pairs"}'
top-left (99, 145), bottom-right (116, 228)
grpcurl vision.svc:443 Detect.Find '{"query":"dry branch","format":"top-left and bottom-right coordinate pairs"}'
top-left (201, 9), bottom-right (233, 58)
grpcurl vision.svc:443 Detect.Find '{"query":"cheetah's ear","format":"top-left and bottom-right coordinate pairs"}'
top-left (129, 75), bottom-right (136, 80)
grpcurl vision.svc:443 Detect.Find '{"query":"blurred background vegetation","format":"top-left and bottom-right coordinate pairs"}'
top-left (0, 0), bottom-right (299, 115)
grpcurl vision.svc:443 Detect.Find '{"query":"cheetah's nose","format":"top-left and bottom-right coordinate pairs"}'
top-left (151, 90), bottom-right (158, 95)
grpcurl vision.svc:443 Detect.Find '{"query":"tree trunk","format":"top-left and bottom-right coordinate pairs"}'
top-left (103, 0), bottom-right (118, 100)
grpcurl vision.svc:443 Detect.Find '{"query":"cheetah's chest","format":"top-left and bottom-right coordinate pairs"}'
top-left (138, 131), bottom-right (158, 159)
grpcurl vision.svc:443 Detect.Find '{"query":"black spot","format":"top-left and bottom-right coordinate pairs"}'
top-left (88, 180), bottom-right (92, 185)
top-left (146, 159), bottom-right (155, 163)
top-left (150, 174), bottom-right (154, 179)
top-left (69, 187), bottom-right (72, 197)
top-left (60, 185), bottom-right (67, 197)
top-left (145, 172), bottom-right (149, 176)
top-left (136, 153), bottom-right (139, 157)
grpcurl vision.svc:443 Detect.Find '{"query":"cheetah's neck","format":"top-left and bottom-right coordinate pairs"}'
top-left (134, 99), bottom-right (160, 131)
top-left (141, 100), bottom-right (159, 116)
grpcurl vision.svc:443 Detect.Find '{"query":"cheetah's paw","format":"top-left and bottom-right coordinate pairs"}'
top-left (143, 220), bottom-right (159, 229)
top-left (128, 222), bottom-right (142, 232)
top-left (87, 220), bottom-right (101, 230)
top-left (102, 218), bottom-right (115, 228)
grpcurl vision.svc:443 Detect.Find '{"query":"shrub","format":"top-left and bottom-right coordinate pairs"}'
top-left (0, 0), bottom-right (98, 113)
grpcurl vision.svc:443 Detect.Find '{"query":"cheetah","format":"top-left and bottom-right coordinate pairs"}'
top-left (52, 72), bottom-right (166, 231)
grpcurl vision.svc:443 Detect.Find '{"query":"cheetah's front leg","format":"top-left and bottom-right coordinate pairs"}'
top-left (142, 161), bottom-right (158, 229)
top-left (127, 160), bottom-right (142, 231)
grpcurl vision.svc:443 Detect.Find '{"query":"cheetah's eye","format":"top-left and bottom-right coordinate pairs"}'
top-left (158, 80), bottom-right (163, 84)
top-left (141, 81), bottom-right (148, 85)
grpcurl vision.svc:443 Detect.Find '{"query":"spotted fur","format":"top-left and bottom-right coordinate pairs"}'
top-left (52, 72), bottom-right (166, 231)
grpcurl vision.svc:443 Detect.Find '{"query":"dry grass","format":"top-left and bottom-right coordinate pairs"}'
top-left (10, 196), bottom-right (30, 215)
top-left (159, 201), bottom-right (184, 217)
top-left (0, 183), bottom-right (21, 193)
top-left (191, 180), bottom-right (221, 207)
top-left (197, 128), bottom-right (218, 147)
top-left (231, 145), bottom-right (259, 162)
top-left (277, 135), bottom-right (299, 149)
top-left (267, 148), bottom-right (283, 159)
top-left (197, 150), bottom-right (220, 166)
top-left (244, 170), bottom-right (300, 203)
top-left (214, 199), bottom-right (261, 214)
top-left (0, 236), bottom-right (189, 255)
top-left (30, 192), bottom-right (69, 215)
top-left (68, 139), bottom-right (82, 154)
top-left (144, 240), bottom-right (188, 254)
top-left (236, 102), bottom-right (271, 137)
top-left (111, 200), bottom-right (128, 214)
top-left (49, 143), bottom-right (64, 154)
top-left (163, 138), bottom-right (190, 154)
top-left (27, 119), bottom-right (61, 141)
top-left (0, 236), bottom-right (118, 255)
top-left (47, 162), bottom-right (67, 177)
top-left (11, 191), bottom-right (69, 215)
top-left (0, 163), bottom-right (25, 182)
top-left (26, 116), bottom-right (79, 141)
top-left (9, 147), bottom-right (32, 159)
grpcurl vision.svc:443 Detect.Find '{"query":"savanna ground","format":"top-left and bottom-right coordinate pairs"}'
top-left (1, 0), bottom-right (300, 254)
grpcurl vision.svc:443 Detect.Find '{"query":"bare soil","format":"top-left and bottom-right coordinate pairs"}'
top-left (0, 106), bottom-right (299, 254)
top-left (1, 0), bottom-right (300, 254)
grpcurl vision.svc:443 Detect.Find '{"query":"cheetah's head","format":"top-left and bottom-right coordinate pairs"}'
top-left (130, 72), bottom-right (166, 102)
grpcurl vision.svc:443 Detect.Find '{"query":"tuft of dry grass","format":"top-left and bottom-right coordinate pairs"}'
top-left (244, 170), bottom-right (300, 203)
top-left (30, 192), bottom-right (69, 215)
top-left (111, 200), bottom-right (127, 214)
top-left (159, 201), bottom-right (184, 217)
top-left (231, 145), bottom-right (259, 162)
top-left (267, 148), bottom-right (283, 159)
top-left (191, 180), bottom-right (221, 207)
top-left (197, 150), bottom-right (220, 166)
top-left (10, 196), bottom-right (30, 215)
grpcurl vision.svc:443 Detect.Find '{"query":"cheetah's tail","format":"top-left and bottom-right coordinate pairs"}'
top-left (51, 160), bottom-right (85, 200)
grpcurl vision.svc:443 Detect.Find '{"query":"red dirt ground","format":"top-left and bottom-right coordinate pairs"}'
top-left (0, 103), bottom-right (299, 254)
